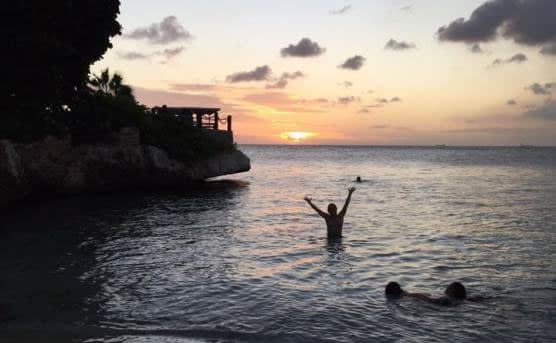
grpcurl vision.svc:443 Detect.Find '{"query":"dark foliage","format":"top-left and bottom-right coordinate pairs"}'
top-left (71, 69), bottom-right (234, 160)
top-left (69, 91), bottom-right (146, 146)
top-left (1, 2), bottom-right (232, 161)
top-left (2, 0), bottom-right (121, 138)
top-left (141, 112), bottom-right (235, 163)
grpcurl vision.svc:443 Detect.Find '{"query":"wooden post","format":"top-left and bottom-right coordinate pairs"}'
top-left (214, 112), bottom-right (219, 130)
top-left (227, 115), bottom-right (232, 132)
top-left (196, 113), bottom-right (202, 128)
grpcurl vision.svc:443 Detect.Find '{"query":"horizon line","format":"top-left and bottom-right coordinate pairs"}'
top-left (236, 143), bottom-right (556, 148)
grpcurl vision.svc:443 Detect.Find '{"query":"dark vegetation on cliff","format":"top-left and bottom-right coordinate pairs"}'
top-left (1, 0), bottom-right (233, 162)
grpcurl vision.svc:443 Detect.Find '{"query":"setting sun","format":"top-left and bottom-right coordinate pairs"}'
top-left (280, 131), bottom-right (316, 142)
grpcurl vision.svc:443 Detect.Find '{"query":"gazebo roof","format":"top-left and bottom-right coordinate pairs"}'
top-left (155, 106), bottom-right (221, 115)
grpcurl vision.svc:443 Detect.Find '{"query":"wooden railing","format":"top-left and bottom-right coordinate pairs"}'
top-left (152, 106), bottom-right (232, 132)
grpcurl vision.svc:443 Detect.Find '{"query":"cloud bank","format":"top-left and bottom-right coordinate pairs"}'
top-left (118, 46), bottom-right (186, 62)
top-left (491, 53), bottom-right (528, 65)
top-left (527, 82), bottom-right (555, 95)
top-left (281, 38), bottom-right (326, 58)
top-left (266, 71), bottom-right (305, 89)
top-left (437, 0), bottom-right (556, 55)
top-left (385, 39), bottom-right (416, 51)
top-left (226, 65), bottom-right (272, 83)
top-left (125, 16), bottom-right (192, 45)
top-left (339, 55), bottom-right (366, 70)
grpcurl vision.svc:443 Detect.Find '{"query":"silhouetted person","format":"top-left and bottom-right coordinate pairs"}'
top-left (385, 281), bottom-right (467, 306)
top-left (356, 176), bottom-right (362, 183)
top-left (304, 187), bottom-right (355, 239)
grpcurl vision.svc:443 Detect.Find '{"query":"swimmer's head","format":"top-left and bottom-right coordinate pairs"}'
top-left (445, 282), bottom-right (466, 299)
top-left (385, 282), bottom-right (403, 299)
top-left (327, 203), bottom-right (337, 215)
top-left (356, 176), bottom-right (362, 183)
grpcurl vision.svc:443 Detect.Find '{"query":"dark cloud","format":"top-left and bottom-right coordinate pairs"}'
top-left (507, 99), bottom-right (517, 105)
top-left (338, 96), bottom-right (360, 105)
top-left (470, 43), bottom-right (484, 53)
top-left (265, 71), bottom-right (304, 89)
top-left (376, 97), bottom-right (403, 104)
top-left (226, 65), bottom-right (272, 83)
top-left (385, 39), bottom-right (416, 51)
top-left (527, 82), bottom-right (554, 95)
top-left (125, 16), bottom-right (192, 45)
top-left (330, 5), bottom-right (352, 15)
top-left (118, 52), bottom-right (150, 60)
top-left (437, 0), bottom-right (556, 55)
top-left (508, 53), bottom-right (528, 63)
top-left (540, 43), bottom-right (556, 55)
top-left (118, 46), bottom-right (185, 62)
top-left (339, 55), bottom-right (366, 70)
top-left (266, 79), bottom-right (288, 90)
top-left (282, 71), bottom-right (304, 80)
top-left (523, 101), bottom-right (556, 120)
top-left (158, 47), bottom-right (185, 60)
top-left (492, 52), bottom-right (528, 65)
top-left (281, 38), bottom-right (326, 58)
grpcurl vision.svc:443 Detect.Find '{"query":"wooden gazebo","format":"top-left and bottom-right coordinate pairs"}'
top-left (152, 106), bottom-right (232, 132)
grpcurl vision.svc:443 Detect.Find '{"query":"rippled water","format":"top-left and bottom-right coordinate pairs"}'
top-left (1, 145), bottom-right (556, 342)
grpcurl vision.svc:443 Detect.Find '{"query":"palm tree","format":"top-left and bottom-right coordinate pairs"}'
top-left (89, 68), bottom-right (133, 98)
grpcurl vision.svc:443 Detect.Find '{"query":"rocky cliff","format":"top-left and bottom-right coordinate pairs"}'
top-left (0, 133), bottom-right (250, 207)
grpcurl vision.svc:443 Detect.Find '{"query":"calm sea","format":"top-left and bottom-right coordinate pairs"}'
top-left (1, 145), bottom-right (555, 342)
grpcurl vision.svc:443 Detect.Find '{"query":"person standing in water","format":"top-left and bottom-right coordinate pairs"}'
top-left (304, 187), bottom-right (356, 239)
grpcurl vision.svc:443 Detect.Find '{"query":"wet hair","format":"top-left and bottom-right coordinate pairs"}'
top-left (445, 282), bottom-right (466, 299)
top-left (327, 203), bottom-right (337, 215)
top-left (356, 176), bottom-right (362, 182)
top-left (385, 282), bottom-right (403, 298)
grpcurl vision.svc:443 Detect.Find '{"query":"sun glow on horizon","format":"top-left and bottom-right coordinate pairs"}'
top-left (280, 131), bottom-right (317, 143)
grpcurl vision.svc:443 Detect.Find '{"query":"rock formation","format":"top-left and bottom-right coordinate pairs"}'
top-left (0, 129), bottom-right (250, 207)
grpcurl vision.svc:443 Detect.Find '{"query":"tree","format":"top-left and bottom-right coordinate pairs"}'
top-left (89, 68), bottom-right (133, 99)
top-left (1, 0), bottom-right (121, 140)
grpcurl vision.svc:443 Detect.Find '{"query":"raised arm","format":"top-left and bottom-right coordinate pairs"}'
top-left (304, 196), bottom-right (328, 218)
top-left (339, 187), bottom-right (356, 217)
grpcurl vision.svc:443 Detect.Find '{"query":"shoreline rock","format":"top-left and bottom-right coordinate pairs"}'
top-left (0, 135), bottom-right (250, 207)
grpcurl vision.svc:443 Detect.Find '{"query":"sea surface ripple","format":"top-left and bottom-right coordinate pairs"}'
top-left (1, 146), bottom-right (555, 342)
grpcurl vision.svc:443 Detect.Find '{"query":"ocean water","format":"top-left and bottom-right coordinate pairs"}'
top-left (1, 145), bottom-right (555, 343)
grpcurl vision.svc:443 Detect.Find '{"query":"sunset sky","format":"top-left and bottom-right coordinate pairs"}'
top-left (93, 0), bottom-right (556, 146)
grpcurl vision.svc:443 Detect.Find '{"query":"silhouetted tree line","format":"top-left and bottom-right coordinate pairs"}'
top-left (2, 0), bottom-right (121, 140)
top-left (1, 1), bottom-right (232, 159)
